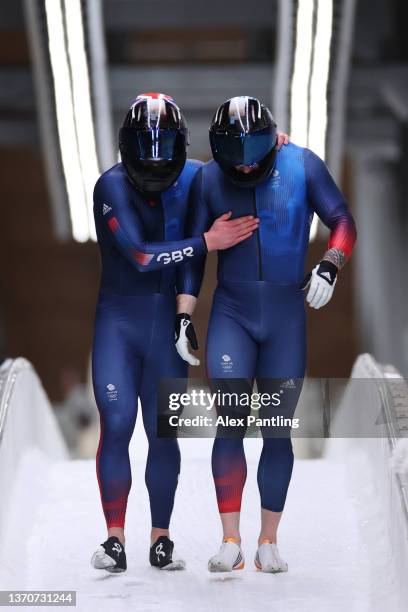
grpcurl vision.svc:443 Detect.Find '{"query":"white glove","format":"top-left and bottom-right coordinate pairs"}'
top-left (302, 261), bottom-right (338, 309)
top-left (175, 314), bottom-right (200, 366)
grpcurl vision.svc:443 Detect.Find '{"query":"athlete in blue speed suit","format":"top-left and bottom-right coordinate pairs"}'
top-left (91, 93), bottom-right (260, 572)
top-left (93, 160), bottom-right (203, 530)
top-left (177, 96), bottom-right (356, 572)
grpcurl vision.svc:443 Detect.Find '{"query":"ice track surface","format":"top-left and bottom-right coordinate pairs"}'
top-left (1, 425), bottom-right (402, 612)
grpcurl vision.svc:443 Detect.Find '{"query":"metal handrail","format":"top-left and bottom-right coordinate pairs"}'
top-left (353, 353), bottom-right (408, 526)
top-left (0, 358), bottom-right (32, 446)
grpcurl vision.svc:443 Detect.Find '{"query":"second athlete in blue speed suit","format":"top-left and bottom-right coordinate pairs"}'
top-left (176, 96), bottom-right (357, 573)
top-left (90, 93), bottom-right (260, 573)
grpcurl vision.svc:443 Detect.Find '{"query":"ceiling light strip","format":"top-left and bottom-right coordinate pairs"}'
top-left (308, 0), bottom-right (333, 159)
top-left (65, 0), bottom-right (100, 241)
top-left (44, 0), bottom-right (90, 242)
top-left (290, 0), bottom-right (314, 146)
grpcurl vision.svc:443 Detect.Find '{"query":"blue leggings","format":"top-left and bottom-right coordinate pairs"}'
top-left (92, 292), bottom-right (187, 530)
top-left (206, 282), bottom-right (306, 513)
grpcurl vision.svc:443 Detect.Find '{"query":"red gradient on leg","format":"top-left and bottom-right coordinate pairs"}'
top-left (96, 415), bottom-right (130, 529)
top-left (214, 462), bottom-right (247, 514)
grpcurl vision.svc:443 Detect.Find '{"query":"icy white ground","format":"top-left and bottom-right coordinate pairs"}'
top-left (1, 423), bottom-right (403, 612)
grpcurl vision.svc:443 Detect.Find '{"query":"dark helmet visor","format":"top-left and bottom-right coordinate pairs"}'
top-left (210, 126), bottom-right (277, 167)
top-left (120, 127), bottom-right (186, 162)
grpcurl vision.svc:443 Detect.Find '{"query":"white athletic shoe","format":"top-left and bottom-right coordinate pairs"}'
top-left (254, 540), bottom-right (288, 573)
top-left (91, 536), bottom-right (127, 573)
top-left (208, 538), bottom-right (245, 573)
top-left (91, 546), bottom-right (116, 570)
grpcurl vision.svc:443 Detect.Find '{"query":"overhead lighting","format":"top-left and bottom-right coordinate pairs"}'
top-left (290, 0), bottom-right (334, 240)
top-left (308, 0), bottom-right (333, 159)
top-left (65, 0), bottom-right (100, 241)
top-left (44, 0), bottom-right (89, 242)
top-left (290, 0), bottom-right (314, 146)
top-left (44, 0), bottom-right (100, 242)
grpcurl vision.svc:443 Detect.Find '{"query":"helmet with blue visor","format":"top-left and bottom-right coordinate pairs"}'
top-left (119, 93), bottom-right (188, 195)
top-left (210, 96), bottom-right (278, 187)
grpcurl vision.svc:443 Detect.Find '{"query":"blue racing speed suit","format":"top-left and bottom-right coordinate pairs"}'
top-left (178, 143), bottom-right (356, 514)
top-left (92, 159), bottom-right (205, 529)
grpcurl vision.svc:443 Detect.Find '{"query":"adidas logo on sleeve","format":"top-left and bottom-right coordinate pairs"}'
top-left (103, 203), bottom-right (112, 215)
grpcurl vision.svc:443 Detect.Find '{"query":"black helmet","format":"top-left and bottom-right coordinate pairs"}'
top-left (119, 93), bottom-right (188, 195)
top-left (209, 96), bottom-right (278, 188)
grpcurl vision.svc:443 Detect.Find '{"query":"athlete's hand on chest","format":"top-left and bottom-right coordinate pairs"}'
top-left (204, 212), bottom-right (259, 252)
top-left (301, 260), bottom-right (338, 309)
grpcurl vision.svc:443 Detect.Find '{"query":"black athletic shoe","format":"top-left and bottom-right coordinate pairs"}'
top-left (91, 536), bottom-right (127, 573)
top-left (149, 536), bottom-right (185, 571)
